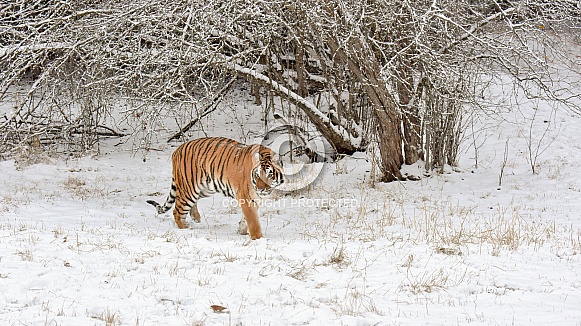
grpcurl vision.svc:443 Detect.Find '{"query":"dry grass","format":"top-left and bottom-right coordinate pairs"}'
top-left (13, 141), bottom-right (54, 170)
top-left (330, 284), bottom-right (384, 317)
top-left (62, 175), bottom-right (108, 200)
top-left (302, 180), bottom-right (575, 257)
top-left (398, 268), bottom-right (450, 294)
top-left (16, 248), bottom-right (34, 261)
top-left (328, 244), bottom-right (348, 266)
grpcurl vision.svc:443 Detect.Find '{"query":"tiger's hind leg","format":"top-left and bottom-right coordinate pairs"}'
top-left (189, 203), bottom-right (201, 223)
top-left (172, 207), bottom-right (189, 229)
top-left (172, 203), bottom-right (199, 229)
top-left (172, 190), bottom-right (194, 229)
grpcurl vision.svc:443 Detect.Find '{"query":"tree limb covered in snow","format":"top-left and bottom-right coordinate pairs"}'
top-left (226, 62), bottom-right (363, 153)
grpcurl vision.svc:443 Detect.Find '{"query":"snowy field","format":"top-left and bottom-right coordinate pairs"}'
top-left (1, 86), bottom-right (581, 326)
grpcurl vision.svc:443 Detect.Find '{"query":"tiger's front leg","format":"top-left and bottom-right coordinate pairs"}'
top-left (238, 197), bottom-right (262, 240)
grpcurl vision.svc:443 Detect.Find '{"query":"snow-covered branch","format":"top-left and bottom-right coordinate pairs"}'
top-left (227, 62), bottom-right (363, 151)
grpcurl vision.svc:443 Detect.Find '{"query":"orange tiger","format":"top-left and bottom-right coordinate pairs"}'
top-left (147, 137), bottom-right (284, 240)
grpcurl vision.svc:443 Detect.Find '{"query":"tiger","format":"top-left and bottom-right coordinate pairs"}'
top-left (147, 137), bottom-right (285, 240)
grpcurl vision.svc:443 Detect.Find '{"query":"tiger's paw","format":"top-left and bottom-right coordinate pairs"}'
top-left (238, 218), bottom-right (248, 235)
top-left (175, 219), bottom-right (189, 229)
top-left (250, 232), bottom-right (262, 240)
top-left (190, 211), bottom-right (201, 223)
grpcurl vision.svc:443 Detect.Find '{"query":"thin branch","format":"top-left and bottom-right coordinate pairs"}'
top-left (166, 78), bottom-right (236, 143)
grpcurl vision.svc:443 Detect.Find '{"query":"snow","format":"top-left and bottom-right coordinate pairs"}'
top-left (1, 90), bottom-right (581, 325)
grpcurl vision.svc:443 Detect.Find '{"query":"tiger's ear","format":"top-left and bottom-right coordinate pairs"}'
top-left (253, 152), bottom-right (260, 164)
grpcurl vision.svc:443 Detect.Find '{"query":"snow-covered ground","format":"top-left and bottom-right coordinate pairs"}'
top-left (1, 87), bottom-right (581, 325)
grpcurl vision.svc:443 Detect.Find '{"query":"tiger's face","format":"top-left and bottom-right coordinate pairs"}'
top-left (252, 150), bottom-right (285, 197)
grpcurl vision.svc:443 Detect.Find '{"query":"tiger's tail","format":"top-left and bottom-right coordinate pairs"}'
top-left (147, 179), bottom-right (176, 214)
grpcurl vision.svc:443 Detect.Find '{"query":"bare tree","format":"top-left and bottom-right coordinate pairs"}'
top-left (1, 0), bottom-right (579, 181)
top-left (205, 0), bottom-right (580, 180)
top-left (0, 0), bottom-right (232, 156)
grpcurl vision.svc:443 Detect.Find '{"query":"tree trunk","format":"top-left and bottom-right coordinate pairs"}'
top-left (294, 44), bottom-right (308, 98)
top-left (397, 65), bottom-right (423, 165)
top-left (375, 110), bottom-right (404, 182)
top-left (325, 37), bottom-right (405, 181)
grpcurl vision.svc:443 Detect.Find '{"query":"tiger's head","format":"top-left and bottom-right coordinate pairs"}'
top-left (251, 147), bottom-right (285, 197)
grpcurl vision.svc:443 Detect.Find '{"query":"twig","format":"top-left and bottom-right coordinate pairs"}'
top-left (499, 139), bottom-right (509, 187)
